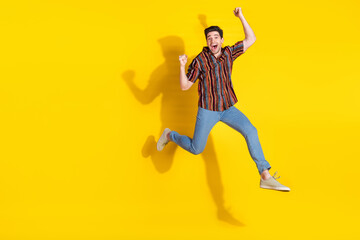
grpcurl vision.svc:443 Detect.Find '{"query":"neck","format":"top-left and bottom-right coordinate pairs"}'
top-left (214, 51), bottom-right (222, 58)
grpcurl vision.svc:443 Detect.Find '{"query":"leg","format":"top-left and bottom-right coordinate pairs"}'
top-left (220, 106), bottom-right (271, 175)
top-left (170, 107), bottom-right (219, 155)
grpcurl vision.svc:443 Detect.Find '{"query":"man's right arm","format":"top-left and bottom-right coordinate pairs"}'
top-left (179, 54), bottom-right (194, 91)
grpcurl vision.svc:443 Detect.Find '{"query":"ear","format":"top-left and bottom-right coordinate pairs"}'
top-left (221, 38), bottom-right (224, 44)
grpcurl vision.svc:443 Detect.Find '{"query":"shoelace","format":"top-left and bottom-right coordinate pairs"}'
top-left (272, 171), bottom-right (281, 180)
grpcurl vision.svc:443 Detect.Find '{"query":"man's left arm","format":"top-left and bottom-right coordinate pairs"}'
top-left (234, 7), bottom-right (256, 52)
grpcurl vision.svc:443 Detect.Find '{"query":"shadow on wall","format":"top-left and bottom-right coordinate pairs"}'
top-left (122, 16), bottom-right (244, 226)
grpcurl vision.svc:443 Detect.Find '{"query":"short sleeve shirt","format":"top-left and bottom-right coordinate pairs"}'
top-left (186, 41), bottom-right (244, 111)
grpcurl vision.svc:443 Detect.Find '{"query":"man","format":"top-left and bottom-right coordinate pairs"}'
top-left (157, 7), bottom-right (290, 191)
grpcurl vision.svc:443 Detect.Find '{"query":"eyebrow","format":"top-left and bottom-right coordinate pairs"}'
top-left (207, 34), bottom-right (220, 39)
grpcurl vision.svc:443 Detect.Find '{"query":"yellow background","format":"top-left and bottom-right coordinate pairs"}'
top-left (1, 0), bottom-right (360, 239)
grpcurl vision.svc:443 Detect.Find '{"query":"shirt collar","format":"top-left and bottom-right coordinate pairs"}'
top-left (203, 46), bottom-right (226, 60)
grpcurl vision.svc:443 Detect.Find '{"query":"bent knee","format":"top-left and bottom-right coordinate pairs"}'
top-left (193, 150), bottom-right (204, 155)
top-left (191, 145), bottom-right (205, 155)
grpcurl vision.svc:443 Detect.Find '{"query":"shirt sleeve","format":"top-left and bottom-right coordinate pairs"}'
top-left (230, 41), bottom-right (244, 61)
top-left (186, 58), bottom-right (201, 83)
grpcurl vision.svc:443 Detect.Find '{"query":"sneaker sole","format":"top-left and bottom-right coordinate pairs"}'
top-left (157, 129), bottom-right (170, 151)
top-left (260, 185), bottom-right (290, 192)
top-left (157, 142), bottom-right (166, 151)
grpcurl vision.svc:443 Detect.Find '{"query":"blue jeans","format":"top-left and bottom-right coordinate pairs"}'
top-left (169, 106), bottom-right (271, 175)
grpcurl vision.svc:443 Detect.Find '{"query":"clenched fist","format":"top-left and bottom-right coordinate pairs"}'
top-left (179, 54), bottom-right (188, 67)
top-left (233, 7), bottom-right (243, 18)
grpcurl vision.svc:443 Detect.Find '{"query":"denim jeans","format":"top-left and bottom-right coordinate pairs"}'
top-left (169, 106), bottom-right (271, 175)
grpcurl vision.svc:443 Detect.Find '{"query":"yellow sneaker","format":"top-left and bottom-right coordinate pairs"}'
top-left (260, 172), bottom-right (290, 192)
top-left (157, 128), bottom-right (171, 151)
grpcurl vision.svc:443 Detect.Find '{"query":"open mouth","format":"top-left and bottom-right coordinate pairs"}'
top-left (211, 45), bottom-right (218, 51)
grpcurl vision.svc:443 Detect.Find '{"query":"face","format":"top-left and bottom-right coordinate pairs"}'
top-left (206, 31), bottom-right (224, 55)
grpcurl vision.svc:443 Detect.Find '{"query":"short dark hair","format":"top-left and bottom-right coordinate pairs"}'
top-left (204, 26), bottom-right (223, 39)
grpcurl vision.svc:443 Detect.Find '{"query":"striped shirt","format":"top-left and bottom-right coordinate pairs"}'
top-left (186, 41), bottom-right (244, 111)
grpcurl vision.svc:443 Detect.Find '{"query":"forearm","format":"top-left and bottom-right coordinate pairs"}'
top-left (238, 14), bottom-right (256, 41)
top-left (180, 66), bottom-right (191, 91)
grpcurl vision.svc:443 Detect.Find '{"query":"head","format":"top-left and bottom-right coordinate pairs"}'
top-left (204, 26), bottom-right (224, 55)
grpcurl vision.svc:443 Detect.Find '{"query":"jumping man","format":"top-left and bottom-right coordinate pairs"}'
top-left (157, 7), bottom-right (290, 192)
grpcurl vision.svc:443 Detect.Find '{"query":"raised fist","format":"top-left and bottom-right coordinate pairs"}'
top-left (179, 54), bottom-right (188, 67)
top-left (233, 7), bottom-right (243, 18)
